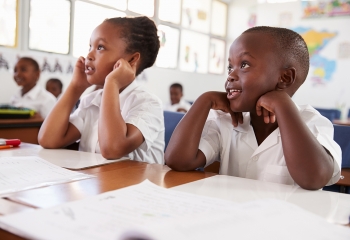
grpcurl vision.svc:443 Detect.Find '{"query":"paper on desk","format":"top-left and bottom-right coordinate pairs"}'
top-left (0, 180), bottom-right (349, 240)
top-left (0, 156), bottom-right (94, 196)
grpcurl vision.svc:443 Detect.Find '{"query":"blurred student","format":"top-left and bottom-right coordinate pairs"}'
top-left (46, 78), bottom-right (63, 99)
top-left (10, 57), bottom-right (56, 118)
top-left (163, 83), bottom-right (192, 113)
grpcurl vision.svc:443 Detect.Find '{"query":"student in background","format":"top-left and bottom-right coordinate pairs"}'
top-left (163, 83), bottom-right (192, 113)
top-left (11, 57), bottom-right (56, 118)
top-left (46, 78), bottom-right (63, 99)
top-left (39, 17), bottom-right (164, 164)
top-left (165, 27), bottom-right (341, 190)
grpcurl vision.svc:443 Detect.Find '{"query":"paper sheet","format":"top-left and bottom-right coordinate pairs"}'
top-left (0, 156), bottom-right (94, 196)
top-left (0, 180), bottom-right (349, 240)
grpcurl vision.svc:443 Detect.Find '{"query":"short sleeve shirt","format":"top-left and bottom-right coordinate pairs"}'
top-left (198, 105), bottom-right (341, 186)
top-left (10, 84), bottom-right (57, 118)
top-left (69, 81), bottom-right (165, 164)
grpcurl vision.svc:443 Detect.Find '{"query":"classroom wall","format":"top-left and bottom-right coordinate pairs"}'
top-left (2, 1), bottom-right (350, 116)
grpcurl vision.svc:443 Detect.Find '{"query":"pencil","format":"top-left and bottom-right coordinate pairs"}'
top-left (0, 145), bottom-right (13, 149)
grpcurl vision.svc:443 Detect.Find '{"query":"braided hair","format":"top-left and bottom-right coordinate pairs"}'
top-left (104, 16), bottom-right (160, 76)
top-left (244, 26), bottom-right (310, 85)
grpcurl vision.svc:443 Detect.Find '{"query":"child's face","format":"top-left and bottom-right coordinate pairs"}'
top-left (13, 59), bottom-right (39, 89)
top-left (225, 32), bottom-right (282, 113)
top-left (85, 22), bottom-right (131, 86)
top-left (46, 81), bottom-right (62, 98)
top-left (170, 87), bottom-right (183, 105)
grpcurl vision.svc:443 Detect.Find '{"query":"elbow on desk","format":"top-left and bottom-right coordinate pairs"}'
top-left (37, 135), bottom-right (60, 149)
top-left (100, 146), bottom-right (126, 160)
top-left (165, 154), bottom-right (191, 172)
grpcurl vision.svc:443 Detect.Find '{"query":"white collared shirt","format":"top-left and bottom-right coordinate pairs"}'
top-left (163, 99), bottom-right (192, 112)
top-left (10, 84), bottom-right (57, 118)
top-left (69, 81), bottom-right (165, 164)
top-left (198, 105), bottom-right (341, 186)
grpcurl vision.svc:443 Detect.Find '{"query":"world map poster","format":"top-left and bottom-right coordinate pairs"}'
top-left (302, 0), bottom-right (350, 18)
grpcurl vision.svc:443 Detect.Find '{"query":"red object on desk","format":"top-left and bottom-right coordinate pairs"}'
top-left (0, 139), bottom-right (21, 147)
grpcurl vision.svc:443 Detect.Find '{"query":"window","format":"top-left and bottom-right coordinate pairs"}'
top-left (2, 0), bottom-right (228, 75)
top-left (73, 1), bottom-right (125, 58)
top-left (156, 25), bottom-right (180, 68)
top-left (128, 0), bottom-right (154, 17)
top-left (0, 0), bottom-right (17, 47)
top-left (29, 0), bottom-right (71, 54)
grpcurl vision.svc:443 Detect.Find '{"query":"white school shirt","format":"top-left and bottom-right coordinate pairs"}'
top-left (198, 105), bottom-right (341, 186)
top-left (163, 99), bottom-right (192, 112)
top-left (10, 84), bottom-right (57, 118)
top-left (69, 80), bottom-right (165, 164)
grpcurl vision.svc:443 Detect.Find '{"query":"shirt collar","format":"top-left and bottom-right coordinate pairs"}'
top-left (88, 80), bottom-right (139, 108)
top-left (21, 84), bottom-right (41, 99)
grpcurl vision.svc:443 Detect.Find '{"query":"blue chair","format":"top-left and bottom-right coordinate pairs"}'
top-left (323, 124), bottom-right (350, 193)
top-left (315, 108), bottom-right (341, 122)
top-left (163, 111), bottom-right (185, 151)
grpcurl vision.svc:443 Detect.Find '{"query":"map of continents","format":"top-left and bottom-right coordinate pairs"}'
top-left (294, 27), bottom-right (337, 84)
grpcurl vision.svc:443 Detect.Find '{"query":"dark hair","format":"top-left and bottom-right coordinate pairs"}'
top-left (243, 26), bottom-right (310, 84)
top-left (19, 57), bottom-right (40, 71)
top-left (104, 16), bottom-right (160, 76)
top-left (170, 83), bottom-right (183, 92)
top-left (47, 78), bottom-right (63, 90)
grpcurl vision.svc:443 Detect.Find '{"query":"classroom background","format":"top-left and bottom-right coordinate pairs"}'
top-left (1, 0), bottom-right (350, 118)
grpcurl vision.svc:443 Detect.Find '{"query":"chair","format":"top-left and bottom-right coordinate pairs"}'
top-left (163, 111), bottom-right (185, 150)
top-left (315, 108), bottom-right (341, 122)
top-left (323, 124), bottom-right (350, 193)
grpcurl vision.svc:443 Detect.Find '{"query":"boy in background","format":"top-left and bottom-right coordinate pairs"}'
top-left (163, 83), bottom-right (192, 113)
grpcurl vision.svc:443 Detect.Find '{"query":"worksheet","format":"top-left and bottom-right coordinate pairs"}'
top-left (0, 156), bottom-right (94, 196)
top-left (0, 180), bottom-right (349, 240)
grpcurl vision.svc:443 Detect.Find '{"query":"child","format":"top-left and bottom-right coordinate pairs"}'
top-left (46, 78), bottom-right (63, 99)
top-left (165, 26), bottom-right (341, 190)
top-left (11, 57), bottom-right (57, 118)
top-left (38, 17), bottom-right (164, 164)
top-left (163, 83), bottom-right (192, 113)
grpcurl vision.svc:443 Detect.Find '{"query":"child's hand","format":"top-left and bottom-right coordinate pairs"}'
top-left (207, 91), bottom-right (243, 127)
top-left (71, 57), bottom-right (91, 91)
top-left (256, 91), bottom-right (291, 124)
top-left (105, 59), bottom-right (136, 90)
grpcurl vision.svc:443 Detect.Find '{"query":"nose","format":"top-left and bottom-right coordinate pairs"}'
top-left (86, 51), bottom-right (94, 61)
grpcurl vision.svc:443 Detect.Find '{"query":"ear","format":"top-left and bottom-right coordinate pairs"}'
top-left (276, 67), bottom-right (296, 90)
top-left (128, 52), bottom-right (141, 67)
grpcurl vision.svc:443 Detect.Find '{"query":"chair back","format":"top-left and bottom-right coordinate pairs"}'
top-left (334, 124), bottom-right (350, 168)
top-left (163, 111), bottom-right (185, 150)
top-left (315, 108), bottom-right (341, 121)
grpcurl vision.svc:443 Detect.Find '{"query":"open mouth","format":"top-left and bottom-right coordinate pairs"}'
top-left (227, 89), bottom-right (242, 99)
top-left (85, 65), bottom-right (95, 75)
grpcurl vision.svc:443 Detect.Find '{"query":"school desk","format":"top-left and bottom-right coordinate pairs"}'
top-left (0, 113), bottom-right (43, 144)
top-left (333, 119), bottom-right (350, 126)
top-left (0, 144), bottom-right (350, 239)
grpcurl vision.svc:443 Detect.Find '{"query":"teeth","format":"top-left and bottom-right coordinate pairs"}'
top-left (229, 89), bottom-right (242, 93)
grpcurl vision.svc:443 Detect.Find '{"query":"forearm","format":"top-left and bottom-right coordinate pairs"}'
top-left (276, 101), bottom-right (333, 189)
top-left (165, 92), bottom-right (213, 170)
top-left (98, 81), bottom-right (130, 159)
top-left (38, 84), bottom-right (84, 148)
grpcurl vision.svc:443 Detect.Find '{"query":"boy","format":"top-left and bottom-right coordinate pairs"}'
top-left (165, 27), bottom-right (341, 190)
top-left (163, 83), bottom-right (192, 113)
top-left (46, 78), bottom-right (63, 98)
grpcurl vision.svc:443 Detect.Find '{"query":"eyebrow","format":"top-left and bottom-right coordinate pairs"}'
top-left (90, 37), bottom-right (108, 44)
top-left (228, 51), bottom-right (256, 62)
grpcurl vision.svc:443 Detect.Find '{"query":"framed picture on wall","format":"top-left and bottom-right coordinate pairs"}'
top-left (0, 0), bottom-right (17, 47)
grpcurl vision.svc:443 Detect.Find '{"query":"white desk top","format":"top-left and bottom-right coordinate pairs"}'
top-left (172, 175), bottom-right (350, 225)
top-left (0, 143), bottom-right (128, 169)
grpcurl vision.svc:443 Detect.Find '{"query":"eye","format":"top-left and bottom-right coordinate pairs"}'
top-left (227, 66), bottom-right (233, 74)
top-left (241, 62), bottom-right (250, 69)
top-left (97, 45), bottom-right (105, 50)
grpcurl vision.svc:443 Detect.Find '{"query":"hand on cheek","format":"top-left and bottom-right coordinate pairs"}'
top-left (72, 57), bottom-right (91, 90)
top-left (106, 59), bottom-right (136, 90)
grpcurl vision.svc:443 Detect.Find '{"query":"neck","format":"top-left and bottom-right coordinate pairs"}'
top-left (250, 111), bottom-right (278, 145)
top-left (21, 83), bottom-right (37, 96)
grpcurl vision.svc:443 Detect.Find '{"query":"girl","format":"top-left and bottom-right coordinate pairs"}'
top-left (38, 17), bottom-right (164, 164)
top-left (11, 57), bottom-right (56, 118)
